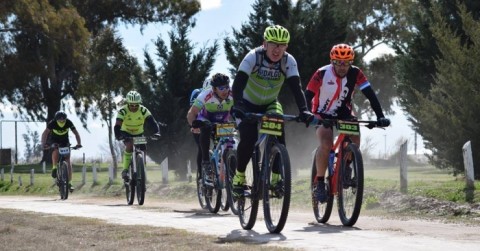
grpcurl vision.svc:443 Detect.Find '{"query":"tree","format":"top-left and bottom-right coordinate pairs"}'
top-left (141, 21), bottom-right (219, 178)
top-left (22, 130), bottom-right (41, 163)
top-left (411, 3), bottom-right (480, 177)
top-left (0, 0), bottom-right (90, 122)
top-left (395, 0), bottom-right (480, 176)
top-left (0, 0), bottom-right (201, 124)
top-left (79, 26), bottom-right (142, 177)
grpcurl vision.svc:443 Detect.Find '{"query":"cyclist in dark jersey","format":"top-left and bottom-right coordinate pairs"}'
top-left (305, 43), bottom-right (390, 202)
top-left (230, 25), bottom-right (313, 196)
top-left (41, 111), bottom-right (82, 191)
top-left (114, 90), bottom-right (161, 181)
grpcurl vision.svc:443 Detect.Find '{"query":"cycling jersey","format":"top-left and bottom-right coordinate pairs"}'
top-left (306, 64), bottom-right (370, 118)
top-left (238, 47), bottom-right (299, 106)
top-left (47, 119), bottom-right (76, 145)
top-left (193, 88), bottom-right (233, 122)
top-left (116, 105), bottom-right (152, 135)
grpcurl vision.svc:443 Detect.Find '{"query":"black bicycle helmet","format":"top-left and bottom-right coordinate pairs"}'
top-left (54, 111), bottom-right (67, 120)
top-left (210, 73), bottom-right (230, 87)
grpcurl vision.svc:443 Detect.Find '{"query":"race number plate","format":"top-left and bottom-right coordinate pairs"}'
top-left (216, 123), bottom-right (235, 137)
top-left (58, 147), bottom-right (70, 155)
top-left (337, 121), bottom-right (360, 135)
top-left (133, 136), bottom-right (147, 144)
top-left (259, 115), bottom-right (284, 136)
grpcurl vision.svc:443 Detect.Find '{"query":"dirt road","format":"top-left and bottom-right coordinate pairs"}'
top-left (0, 195), bottom-right (479, 251)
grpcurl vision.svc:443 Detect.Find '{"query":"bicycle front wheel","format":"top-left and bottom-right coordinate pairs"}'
top-left (136, 154), bottom-right (146, 205)
top-left (224, 149), bottom-right (239, 215)
top-left (263, 143), bottom-right (291, 233)
top-left (337, 143), bottom-right (364, 226)
top-left (125, 162), bottom-right (135, 205)
top-left (238, 147), bottom-right (260, 230)
top-left (311, 148), bottom-right (333, 223)
top-left (58, 161), bottom-right (69, 200)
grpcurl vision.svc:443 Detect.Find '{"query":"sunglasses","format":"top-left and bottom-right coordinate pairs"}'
top-left (216, 85), bottom-right (230, 91)
top-left (331, 60), bottom-right (353, 66)
top-left (128, 104), bottom-right (139, 108)
top-left (267, 42), bottom-right (288, 49)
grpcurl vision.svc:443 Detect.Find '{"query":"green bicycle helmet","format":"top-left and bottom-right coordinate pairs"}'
top-left (264, 25), bottom-right (290, 44)
top-left (126, 90), bottom-right (142, 104)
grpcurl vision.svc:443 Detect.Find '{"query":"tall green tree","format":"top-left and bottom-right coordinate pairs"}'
top-left (411, 3), bottom-right (480, 177)
top-left (0, 0), bottom-right (200, 124)
top-left (141, 21), bottom-right (219, 177)
top-left (395, 0), bottom-right (480, 176)
top-left (0, 0), bottom-right (90, 121)
top-left (79, 27), bottom-right (142, 177)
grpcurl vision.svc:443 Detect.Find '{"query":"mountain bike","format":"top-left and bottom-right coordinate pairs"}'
top-left (48, 144), bottom-right (81, 200)
top-left (193, 120), bottom-right (238, 214)
top-left (235, 112), bottom-right (297, 234)
top-left (123, 135), bottom-right (159, 206)
top-left (310, 118), bottom-right (386, 226)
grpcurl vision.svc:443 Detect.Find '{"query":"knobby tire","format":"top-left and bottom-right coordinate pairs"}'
top-left (126, 162), bottom-right (135, 205)
top-left (136, 154), bottom-right (146, 205)
top-left (337, 143), bottom-right (364, 226)
top-left (311, 147), bottom-right (334, 223)
top-left (263, 143), bottom-right (291, 234)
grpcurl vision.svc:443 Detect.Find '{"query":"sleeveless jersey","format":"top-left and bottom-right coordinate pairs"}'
top-left (193, 88), bottom-right (233, 122)
top-left (238, 47), bottom-right (299, 106)
top-left (116, 105), bottom-right (152, 135)
top-left (306, 64), bottom-right (370, 117)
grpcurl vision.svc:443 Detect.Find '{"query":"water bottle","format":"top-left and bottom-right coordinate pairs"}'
top-left (328, 150), bottom-right (335, 168)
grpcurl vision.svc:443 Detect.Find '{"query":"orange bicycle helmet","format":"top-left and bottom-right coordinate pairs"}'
top-left (330, 44), bottom-right (355, 61)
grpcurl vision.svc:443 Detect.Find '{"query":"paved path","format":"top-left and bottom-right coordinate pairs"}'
top-left (0, 196), bottom-right (479, 251)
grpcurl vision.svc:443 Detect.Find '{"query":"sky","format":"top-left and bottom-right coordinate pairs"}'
top-left (0, 0), bottom-right (426, 163)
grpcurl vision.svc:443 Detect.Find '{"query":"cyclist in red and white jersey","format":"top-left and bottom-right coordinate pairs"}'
top-left (305, 43), bottom-right (390, 202)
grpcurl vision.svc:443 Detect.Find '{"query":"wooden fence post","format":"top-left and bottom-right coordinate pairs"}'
top-left (1, 168), bottom-right (3, 181)
top-left (161, 157), bottom-right (168, 184)
top-left (462, 141), bottom-right (475, 202)
top-left (400, 140), bottom-right (408, 193)
top-left (42, 161), bottom-right (46, 174)
top-left (108, 165), bottom-right (113, 185)
top-left (187, 160), bottom-right (192, 183)
top-left (92, 162), bottom-right (97, 184)
top-left (18, 176), bottom-right (22, 186)
top-left (30, 169), bottom-right (34, 186)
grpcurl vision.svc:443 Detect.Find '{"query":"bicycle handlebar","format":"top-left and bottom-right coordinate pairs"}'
top-left (244, 112), bottom-right (299, 121)
top-left (309, 117), bottom-right (387, 129)
top-left (44, 144), bottom-right (82, 150)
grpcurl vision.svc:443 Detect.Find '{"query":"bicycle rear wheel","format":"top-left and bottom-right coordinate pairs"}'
top-left (337, 143), bottom-right (364, 226)
top-left (196, 164), bottom-right (207, 209)
top-left (58, 161), bottom-right (69, 200)
top-left (125, 162), bottom-right (135, 205)
top-left (136, 154), bottom-right (146, 205)
top-left (263, 143), bottom-right (291, 233)
top-left (224, 149), bottom-right (239, 215)
top-left (238, 147), bottom-right (260, 230)
top-left (206, 159), bottom-right (221, 213)
top-left (311, 148), bottom-right (333, 223)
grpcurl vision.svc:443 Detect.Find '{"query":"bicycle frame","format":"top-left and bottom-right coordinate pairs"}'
top-left (130, 136), bottom-right (147, 176)
top-left (328, 133), bottom-right (349, 196)
top-left (210, 123), bottom-right (237, 189)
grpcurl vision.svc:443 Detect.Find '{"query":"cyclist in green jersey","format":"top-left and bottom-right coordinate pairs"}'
top-left (114, 90), bottom-right (161, 181)
top-left (230, 25), bottom-right (313, 196)
top-left (41, 111), bottom-right (82, 191)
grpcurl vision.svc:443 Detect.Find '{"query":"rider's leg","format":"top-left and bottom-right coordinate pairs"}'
top-left (233, 121), bottom-right (258, 188)
top-left (51, 149), bottom-right (59, 178)
top-left (122, 140), bottom-right (133, 179)
top-left (199, 124), bottom-right (213, 182)
top-left (315, 126), bottom-right (334, 179)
